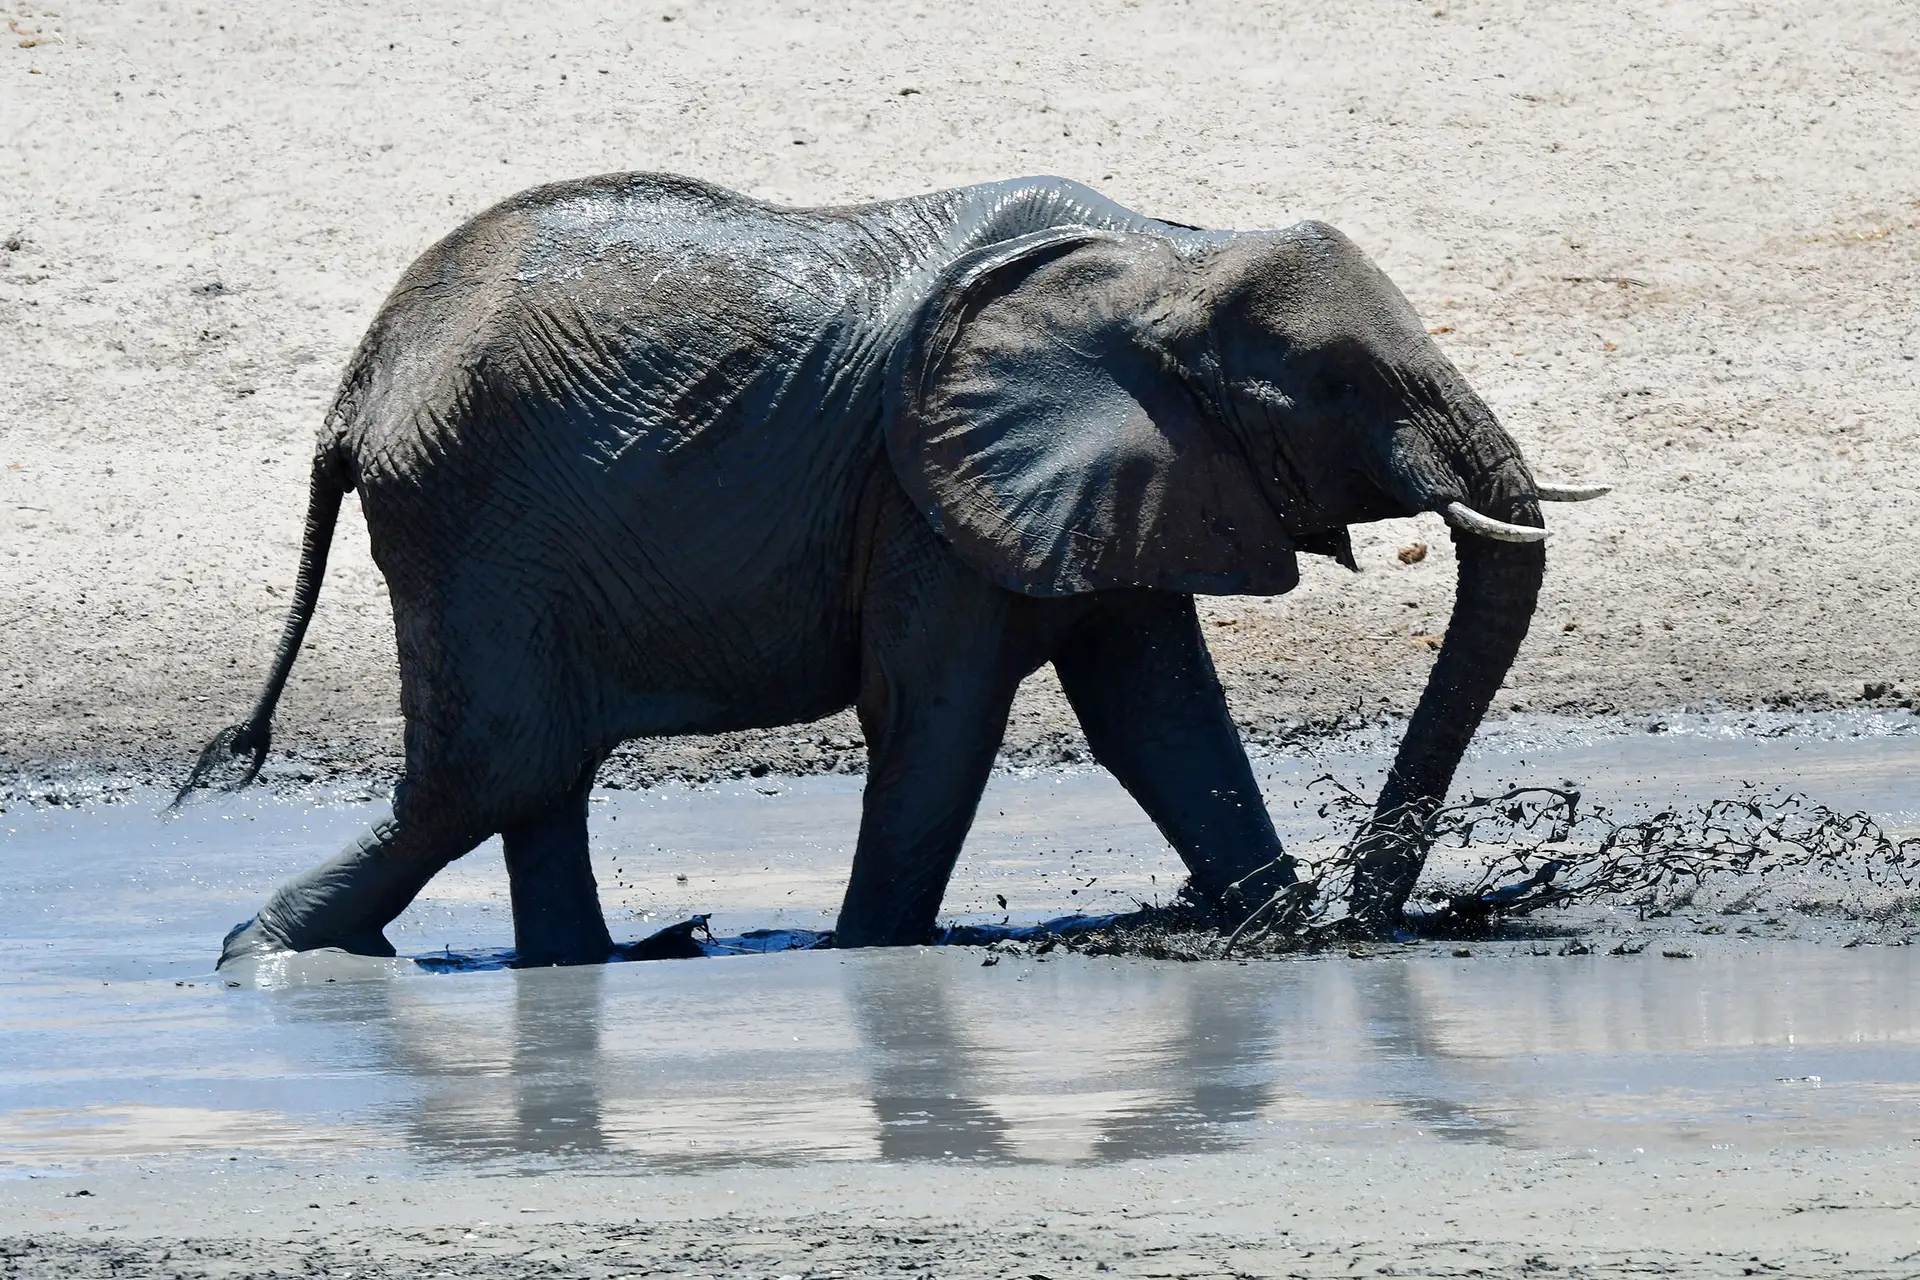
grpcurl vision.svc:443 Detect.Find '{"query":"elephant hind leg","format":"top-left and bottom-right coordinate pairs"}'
top-left (503, 767), bottom-right (614, 967)
top-left (218, 802), bottom-right (487, 967)
top-left (216, 690), bottom-right (581, 968)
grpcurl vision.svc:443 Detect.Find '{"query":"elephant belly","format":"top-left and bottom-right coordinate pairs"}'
top-left (538, 412), bottom-right (883, 741)
top-left (569, 532), bottom-right (866, 741)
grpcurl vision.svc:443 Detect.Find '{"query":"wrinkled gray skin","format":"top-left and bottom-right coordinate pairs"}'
top-left (189, 174), bottom-right (1550, 967)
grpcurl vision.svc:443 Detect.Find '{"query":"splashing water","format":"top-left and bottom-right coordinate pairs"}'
top-left (402, 782), bottom-right (1920, 971)
top-left (1031, 782), bottom-right (1920, 961)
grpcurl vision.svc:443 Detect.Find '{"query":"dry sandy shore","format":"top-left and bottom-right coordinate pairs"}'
top-left (8, 1142), bottom-right (1920, 1279)
top-left (4, 0), bottom-right (1918, 789)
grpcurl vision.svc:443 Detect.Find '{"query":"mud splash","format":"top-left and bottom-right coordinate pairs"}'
top-left (1408, 786), bottom-right (1920, 920)
top-left (402, 786), bottom-right (1920, 971)
top-left (972, 786), bottom-right (1920, 963)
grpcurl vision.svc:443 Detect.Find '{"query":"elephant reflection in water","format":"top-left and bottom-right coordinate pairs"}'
top-left (849, 959), bottom-right (1274, 1163)
top-left (847, 959), bottom-right (1022, 1162)
top-left (848, 957), bottom-right (1515, 1161)
top-left (1351, 962), bottom-right (1516, 1146)
top-left (492, 967), bottom-right (613, 1158)
top-left (288, 953), bottom-right (1515, 1167)
top-left (297, 966), bottom-right (615, 1163)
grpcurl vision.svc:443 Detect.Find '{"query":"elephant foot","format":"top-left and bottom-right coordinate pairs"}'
top-left (216, 914), bottom-right (398, 968)
top-left (512, 941), bottom-right (616, 969)
top-left (327, 927), bottom-right (400, 958)
top-left (216, 916), bottom-right (289, 968)
top-left (511, 915), bottom-right (616, 968)
top-left (1328, 910), bottom-right (1417, 945)
top-left (831, 915), bottom-right (937, 949)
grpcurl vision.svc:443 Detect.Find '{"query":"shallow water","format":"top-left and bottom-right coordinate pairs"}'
top-left (4, 714), bottom-right (1920, 1174)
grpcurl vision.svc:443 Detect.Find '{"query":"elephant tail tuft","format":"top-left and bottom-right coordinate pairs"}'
top-left (173, 443), bottom-right (352, 807)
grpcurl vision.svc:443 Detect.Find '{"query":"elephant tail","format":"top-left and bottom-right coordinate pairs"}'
top-left (173, 443), bottom-right (352, 806)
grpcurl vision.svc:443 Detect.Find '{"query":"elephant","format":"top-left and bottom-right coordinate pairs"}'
top-left (182, 172), bottom-right (1605, 968)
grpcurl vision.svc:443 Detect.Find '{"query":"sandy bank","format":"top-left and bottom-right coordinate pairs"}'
top-left (4, 0), bottom-right (1917, 787)
top-left (9, 1142), bottom-right (1920, 1279)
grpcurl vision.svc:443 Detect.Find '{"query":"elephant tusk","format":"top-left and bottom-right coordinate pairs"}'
top-left (1443, 501), bottom-right (1549, 543)
top-left (1534, 481), bottom-right (1612, 502)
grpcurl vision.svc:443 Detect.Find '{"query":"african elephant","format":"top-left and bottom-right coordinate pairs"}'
top-left (185, 173), bottom-right (1603, 967)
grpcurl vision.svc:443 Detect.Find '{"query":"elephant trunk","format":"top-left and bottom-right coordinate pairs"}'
top-left (1345, 402), bottom-right (1547, 933)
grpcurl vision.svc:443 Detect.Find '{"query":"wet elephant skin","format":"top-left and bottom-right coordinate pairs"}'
top-left (187, 172), bottom-right (1551, 967)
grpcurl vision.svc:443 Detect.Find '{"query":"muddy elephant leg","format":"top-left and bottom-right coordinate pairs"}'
top-left (1052, 591), bottom-right (1293, 918)
top-left (218, 620), bottom-right (556, 967)
top-left (835, 490), bottom-right (1052, 947)
top-left (503, 771), bottom-right (614, 967)
top-left (836, 668), bottom-right (1018, 947)
top-left (218, 800), bottom-right (485, 966)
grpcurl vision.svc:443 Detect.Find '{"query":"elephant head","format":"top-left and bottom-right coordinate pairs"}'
top-left (886, 221), bottom-right (1603, 931)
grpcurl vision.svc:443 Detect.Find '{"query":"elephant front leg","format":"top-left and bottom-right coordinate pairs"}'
top-left (1053, 591), bottom-right (1294, 922)
top-left (503, 776), bottom-right (615, 967)
top-left (835, 503), bottom-right (1047, 947)
top-left (836, 660), bottom-right (1022, 948)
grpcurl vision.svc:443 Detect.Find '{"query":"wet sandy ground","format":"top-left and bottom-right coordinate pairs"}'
top-left (8, 1139), bottom-right (1920, 1278)
top-left (5, 718), bottom-right (1920, 1273)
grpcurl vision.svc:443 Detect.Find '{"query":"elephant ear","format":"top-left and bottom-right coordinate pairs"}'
top-left (885, 229), bottom-right (1299, 599)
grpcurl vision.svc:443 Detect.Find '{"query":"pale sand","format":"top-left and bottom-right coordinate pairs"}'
top-left (7, 1144), bottom-right (1920, 1278)
top-left (4, 0), bottom-right (1917, 787)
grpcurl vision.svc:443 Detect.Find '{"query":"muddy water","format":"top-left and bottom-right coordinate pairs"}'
top-left (4, 714), bottom-right (1919, 1174)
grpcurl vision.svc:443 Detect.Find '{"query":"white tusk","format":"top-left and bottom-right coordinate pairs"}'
top-left (1443, 502), bottom-right (1549, 543)
top-left (1534, 481), bottom-right (1612, 502)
